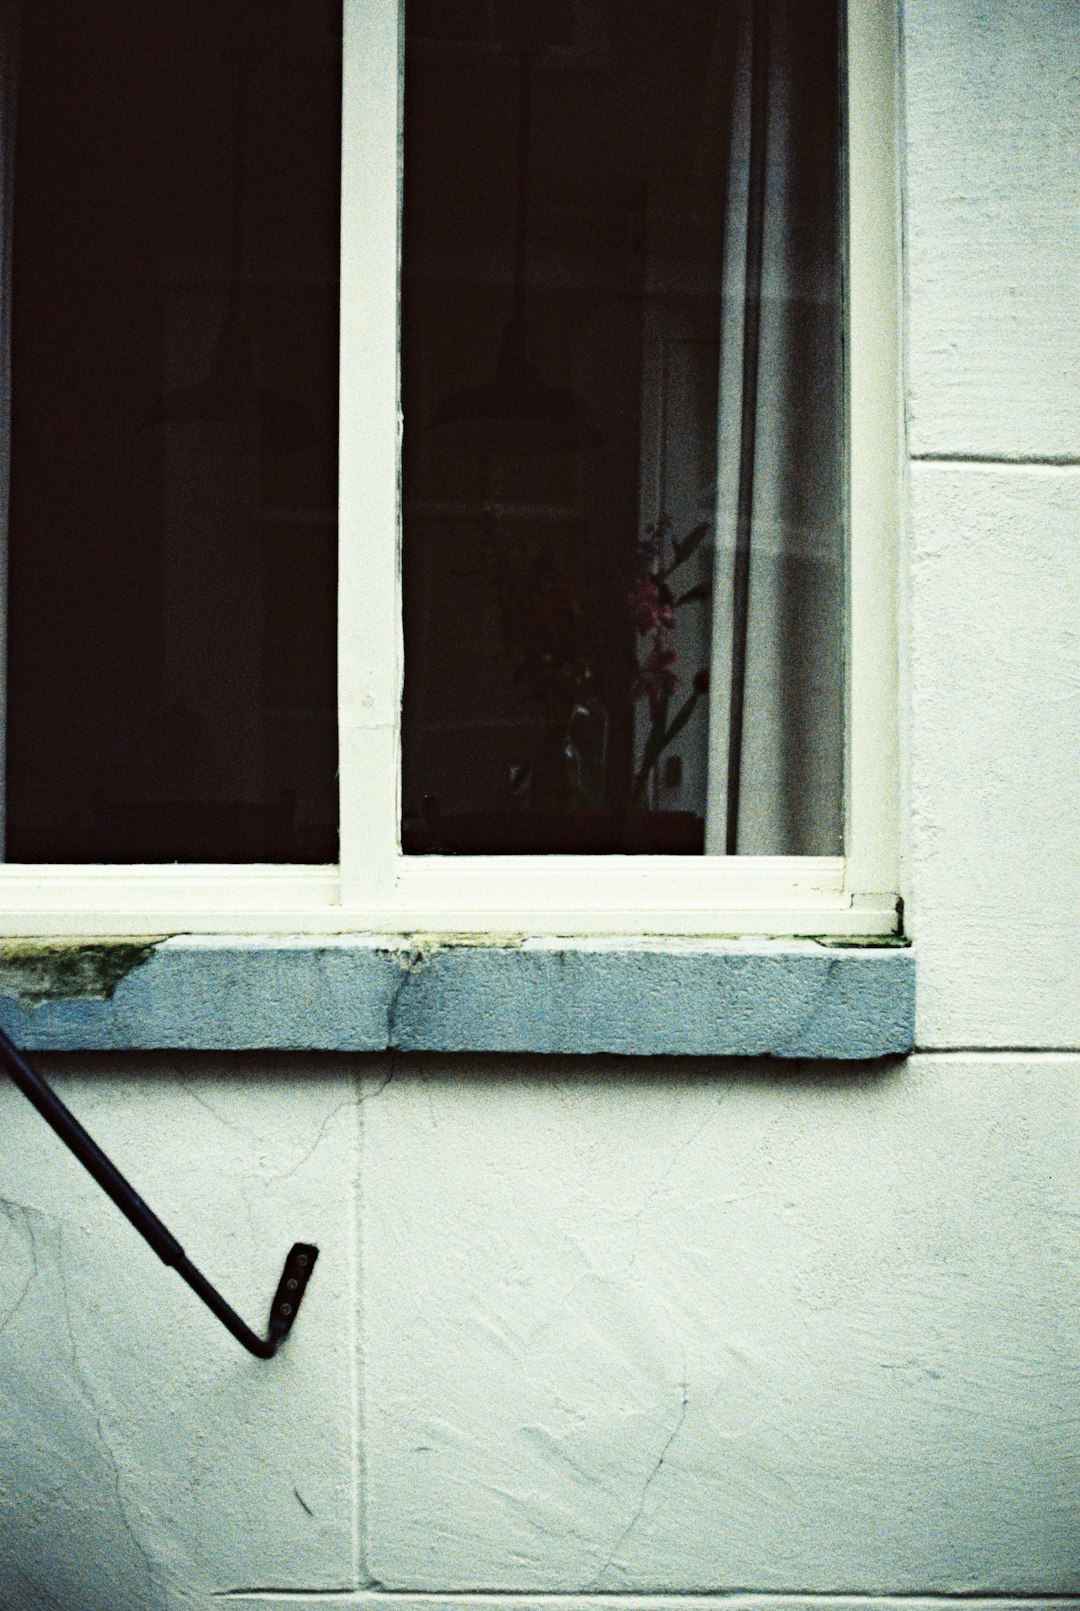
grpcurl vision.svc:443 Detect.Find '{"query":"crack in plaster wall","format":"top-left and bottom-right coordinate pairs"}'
top-left (54, 1227), bottom-right (165, 1610)
top-left (587, 1371), bottom-right (692, 1590)
top-left (0, 1196), bottom-right (45, 1340)
top-left (625, 1085), bottom-right (733, 1273)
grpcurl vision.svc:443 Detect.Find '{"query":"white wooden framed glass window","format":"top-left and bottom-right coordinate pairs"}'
top-left (0, 0), bottom-right (899, 937)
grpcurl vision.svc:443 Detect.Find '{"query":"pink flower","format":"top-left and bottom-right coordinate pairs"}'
top-left (632, 641), bottom-right (679, 717)
top-left (626, 573), bottom-right (674, 635)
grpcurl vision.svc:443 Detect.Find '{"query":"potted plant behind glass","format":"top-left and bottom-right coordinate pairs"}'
top-left (405, 509), bottom-right (711, 854)
top-left (623, 518), bottom-right (711, 845)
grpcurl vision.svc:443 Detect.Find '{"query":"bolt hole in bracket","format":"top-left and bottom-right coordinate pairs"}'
top-left (0, 1026), bottom-right (318, 1358)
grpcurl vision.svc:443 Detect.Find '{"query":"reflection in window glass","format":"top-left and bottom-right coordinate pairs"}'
top-left (4, 0), bottom-right (341, 862)
top-left (401, 0), bottom-right (844, 855)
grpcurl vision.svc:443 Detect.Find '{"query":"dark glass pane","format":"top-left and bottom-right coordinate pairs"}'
top-left (6, 0), bottom-right (341, 862)
top-left (400, 0), bottom-right (845, 856)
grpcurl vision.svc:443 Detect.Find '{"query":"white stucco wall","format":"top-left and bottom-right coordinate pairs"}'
top-left (1, 1), bottom-right (1079, 1606)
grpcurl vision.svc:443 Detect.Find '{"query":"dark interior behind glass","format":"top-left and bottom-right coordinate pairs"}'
top-left (400, 0), bottom-right (844, 857)
top-left (6, 0), bottom-right (341, 862)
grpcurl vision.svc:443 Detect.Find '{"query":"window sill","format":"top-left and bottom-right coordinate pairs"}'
top-left (0, 934), bottom-right (913, 1059)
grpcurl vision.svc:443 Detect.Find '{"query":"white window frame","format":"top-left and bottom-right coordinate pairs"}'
top-left (0, 0), bottom-right (900, 938)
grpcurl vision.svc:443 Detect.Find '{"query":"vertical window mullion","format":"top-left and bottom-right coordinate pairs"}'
top-left (337, 0), bottom-right (402, 907)
top-left (844, 0), bottom-right (900, 901)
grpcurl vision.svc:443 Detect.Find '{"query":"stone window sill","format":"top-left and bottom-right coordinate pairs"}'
top-left (0, 934), bottom-right (913, 1058)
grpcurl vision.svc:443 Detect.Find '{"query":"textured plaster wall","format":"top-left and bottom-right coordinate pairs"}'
top-left (903, 0), bottom-right (1080, 1044)
top-left (1, 0), bottom-right (1079, 1607)
top-left (3, 1055), bottom-right (1079, 1609)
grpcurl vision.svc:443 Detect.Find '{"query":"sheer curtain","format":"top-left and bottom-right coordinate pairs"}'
top-left (705, 0), bottom-right (845, 857)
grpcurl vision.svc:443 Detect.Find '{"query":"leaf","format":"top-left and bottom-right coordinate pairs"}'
top-left (669, 521), bottom-right (711, 570)
top-left (633, 688), bottom-right (699, 794)
top-left (674, 580), bottom-right (711, 606)
top-left (632, 698), bottom-right (670, 796)
top-left (660, 688), bottom-right (700, 749)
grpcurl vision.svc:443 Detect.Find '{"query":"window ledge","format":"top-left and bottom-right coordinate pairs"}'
top-left (0, 934), bottom-right (913, 1059)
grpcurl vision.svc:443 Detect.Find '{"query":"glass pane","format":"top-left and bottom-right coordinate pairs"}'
top-left (4, 0), bottom-right (341, 862)
top-left (400, 0), bottom-right (844, 855)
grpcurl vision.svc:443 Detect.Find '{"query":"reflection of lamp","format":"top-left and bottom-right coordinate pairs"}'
top-left (430, 47), bottom-right (600, 456)
top-left (150, 316), bottom-right (316, 440)
top-left (149, 48), bottom-right (317, 446)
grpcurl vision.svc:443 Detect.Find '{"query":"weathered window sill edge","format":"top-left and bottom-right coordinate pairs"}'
top-left (0, 934), bottom-right (914, 1059)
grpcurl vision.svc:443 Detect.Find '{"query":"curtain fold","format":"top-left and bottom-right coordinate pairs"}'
top-left (705, 0), bottom-right (845, 857)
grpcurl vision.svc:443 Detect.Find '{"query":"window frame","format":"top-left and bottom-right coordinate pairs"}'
top-left (0, 0), bottom-right (900, 939)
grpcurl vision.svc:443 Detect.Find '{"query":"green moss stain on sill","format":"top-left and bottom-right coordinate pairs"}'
top-left (380, 932), bottom-right (528, 952)
top-left (0, 938), bottom-right (166, 1008)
